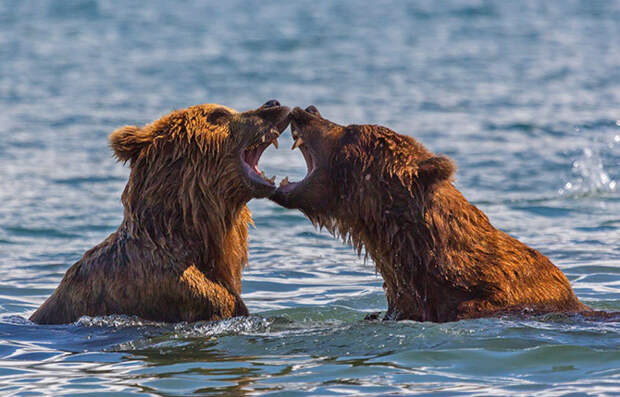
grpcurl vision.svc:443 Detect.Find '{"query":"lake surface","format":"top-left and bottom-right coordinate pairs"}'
top-left (1, 0), bottom-right (619, 395)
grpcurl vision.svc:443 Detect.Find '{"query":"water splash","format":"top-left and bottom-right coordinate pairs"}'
top-left (76, 314), bottom-right (167, 328)
top-left (76, 314), bottom-right (274, 337)
top-left (559, 133), bottom-right (618, 195)
top-left (172, 316), bottom-right (273, 337)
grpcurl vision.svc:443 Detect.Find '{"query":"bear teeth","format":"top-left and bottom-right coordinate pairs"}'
top-left (292, 136), bottom-right (304, 150)
top-left (271, 139), bottom-right (279, 149)
top-left (257, 170), bottom-right (275, 184)
top-left (280, 176), bottom-right (289, 186)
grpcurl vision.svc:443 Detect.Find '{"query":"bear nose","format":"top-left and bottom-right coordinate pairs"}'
top-left (263, 99), bottom-right (280, 108)
top-left (305, 105), bottom-right (320, 116)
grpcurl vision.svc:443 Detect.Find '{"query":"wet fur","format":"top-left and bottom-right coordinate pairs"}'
top-left (275, 113), bottom-right (592, 322)
top-left (30, 104), bottom-right (277, 324)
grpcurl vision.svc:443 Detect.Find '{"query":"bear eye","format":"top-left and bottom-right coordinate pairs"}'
top-left (207, 108), bottom-right (232, 125)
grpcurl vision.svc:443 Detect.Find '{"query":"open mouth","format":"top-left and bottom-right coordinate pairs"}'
top-left (278, 122), bottom-right (316, 193)
top-left (241, 128), bottom-right (281, 186)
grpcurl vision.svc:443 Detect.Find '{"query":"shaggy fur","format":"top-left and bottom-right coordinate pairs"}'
top-left (271, 106), bottom-right (591, 322)
top-left (31, 102), bottom-right (289, 324)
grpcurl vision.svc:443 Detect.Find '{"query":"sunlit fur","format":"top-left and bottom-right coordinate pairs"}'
top-left (31, 104), bottom-right (282, 324)
top-left (275, 111), bottom-right (591, 322)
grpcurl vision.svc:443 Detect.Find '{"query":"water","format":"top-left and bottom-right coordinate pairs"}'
top-left (1, 0), bottom-right (619, 395)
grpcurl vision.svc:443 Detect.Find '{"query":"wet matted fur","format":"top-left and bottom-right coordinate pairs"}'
top-left (271, 106), bottom-right (591, 322)
top-left (31, 101), bottom-right (289, 324)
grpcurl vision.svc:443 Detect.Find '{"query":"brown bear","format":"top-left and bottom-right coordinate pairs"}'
top-left (30, 100), bottom-right (290, 324)
top-left (271, 105), bottom-right (591, 322)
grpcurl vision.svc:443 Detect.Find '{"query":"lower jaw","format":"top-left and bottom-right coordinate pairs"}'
top-left (277, 170), bottom-right (314, 194)
top-left (276, 181), bottom-right (299, 194)
top-left (245, 172), bottom-right (276, 197)
top-left (270, 180), bottom-right (304, 206)
top-left (254, 186), bottom-right (277, 198)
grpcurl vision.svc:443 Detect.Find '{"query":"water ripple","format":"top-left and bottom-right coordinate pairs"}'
top-left (0, 0), bottom-right (619, 395)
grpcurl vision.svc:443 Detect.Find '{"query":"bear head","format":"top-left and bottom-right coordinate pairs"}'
top-left (271, 105), bottom-right (455, 223)
top-left (109, 100), bottom-right (290, 208)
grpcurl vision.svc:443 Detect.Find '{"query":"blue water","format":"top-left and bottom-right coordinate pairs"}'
top-left (1, 0), bottom-right (619, 395)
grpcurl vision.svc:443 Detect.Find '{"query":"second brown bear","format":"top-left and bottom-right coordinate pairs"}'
top-left (271, 105), bottom-right (590, 322)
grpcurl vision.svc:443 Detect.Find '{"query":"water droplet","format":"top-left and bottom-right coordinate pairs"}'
top-left (600, 173), bottom-right (610, 184)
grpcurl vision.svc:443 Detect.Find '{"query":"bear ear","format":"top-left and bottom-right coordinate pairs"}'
top-left (109, 125), bottom-right (151, 163)
top-left (417, 155), bottom-right (456, 186)
top-left (206, 107), bottom-right (233, 125)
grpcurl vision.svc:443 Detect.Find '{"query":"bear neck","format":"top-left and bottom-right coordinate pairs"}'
top-left (328, 167), bottom-right (443, 320)
top-left (335, 171), bottom-right (434, 266)
top-left (118, 158), bottom-right (250, 275)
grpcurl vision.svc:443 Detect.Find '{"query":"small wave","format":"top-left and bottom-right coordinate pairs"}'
top-left (76, 314), bottom-right (274, 336)
top-left (75, 314), bottom-right (169, 329)
top-left (74, 312), bottom-right (344, 338)
top-left (107, 316), bottom-right (277, 352)
top-left (74, 315), bottom-right (276, 352)
top-left (0, 315), bottom-right (33, 325)
top-left (172, 316), bottom-right (273, 337)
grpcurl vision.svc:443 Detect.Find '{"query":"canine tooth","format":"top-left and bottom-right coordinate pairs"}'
top-left (271, 139), bottom-right (279, 149)
top-left (281, 176), bottom-right (289, 186)
top-left (261, 135), bottom-right (266, 143)
top-left (291, 137), bottom-right (303, 150)
top-left (268, 175), bottom-right (276, 184)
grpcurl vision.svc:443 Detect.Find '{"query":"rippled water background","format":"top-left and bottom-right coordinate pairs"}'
top-left (1, 0), bottom-right (619, 395)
